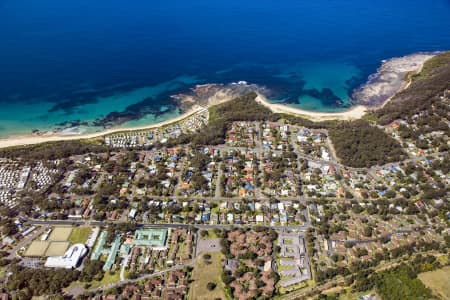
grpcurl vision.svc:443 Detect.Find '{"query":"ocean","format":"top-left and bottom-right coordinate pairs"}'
top-left (1, 0), bottom-right (450, 138)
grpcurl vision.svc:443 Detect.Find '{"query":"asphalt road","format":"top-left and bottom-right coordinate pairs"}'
top-left (28, 219), bottom-right (310, 231)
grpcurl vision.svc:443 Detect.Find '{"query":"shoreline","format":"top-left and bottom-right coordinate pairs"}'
top-left (255, 52), bottom-right (436, 121)
top-left (352, 52), bottom-right (437, 107)
top-left (0, 106), bottom-right (206, 149)
top-left (379, 55), bottom-right (428, 109)
top-left (0, 52), bottom-right (434, 149)
top-left (255, 93), bottom-right (368, 121)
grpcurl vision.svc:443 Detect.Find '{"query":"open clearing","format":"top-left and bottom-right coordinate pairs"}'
top-left (65, 269), bottom-right (121, 292)
top-left (48, 226), bottom-right (72, 241)
top-left (189, 252), bottom-right (227, 300)
top-left (418, 266), bottom-right (450, 300)
top-left (197, 238), bottom-right (221, 254)
top-left (69, 226), bottom-right (92, 244)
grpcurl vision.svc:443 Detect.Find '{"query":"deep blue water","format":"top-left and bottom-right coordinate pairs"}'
top-left (1, 0), bottom-right (450, 137)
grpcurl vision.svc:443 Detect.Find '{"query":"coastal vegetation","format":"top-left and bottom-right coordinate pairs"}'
top-left (328, 120), bottom-right (406, 167)
top-left (188, 92), bottom-right (274, 145)
top-left (0, 2), bottom-right (449, 299)
top-left (411, 51), bottom-right (450, 82)
top-left (168, 92), bottom-right (336, 148)
top-left (2, 52), bottom-right (449, 167)
top-left (0, 139), bottom-right (106, 160)
top-left (374, 51), bottom-right (450, 126)
top-left (170, 92), bottom-right (400, 168)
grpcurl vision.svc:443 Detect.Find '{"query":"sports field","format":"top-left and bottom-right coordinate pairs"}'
top-left (24, 226), bottom-right (75, 257)
top-left (48, 227), bottom-right (73, 241)
top-left (45, 241), bottom-right (70, 256)
top-left (24, 241), bottom-right (49, 257)
top-left (69, 226), bottom-right (92, 244)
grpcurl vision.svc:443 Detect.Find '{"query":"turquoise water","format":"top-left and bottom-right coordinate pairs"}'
top-left (0, 0), bottom-right (450, 138)
top-left (272, 61), bottom-right (361, 111)
top-left (0, 75), bottom-right (199, 136)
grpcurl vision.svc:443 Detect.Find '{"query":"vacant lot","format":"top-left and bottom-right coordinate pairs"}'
top-left (45, 241), bottom-right (70, 256)
top-left (48, 227), bottom-right (73, 241)
top-left (418, 266), bottom-right (450, 300)
top-left (197, 238), bottom-right (221, 254)
top-left (69, 226), bottom-right (92, 244)
top-left (24, 241), bottom-right (49, 257)
top-left (189, 252), bottom-right (227, 300)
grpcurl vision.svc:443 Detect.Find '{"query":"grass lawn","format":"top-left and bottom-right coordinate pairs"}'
top-left (69, 226), bottom-right (92, 244)
top-left (277, 264), bottom-right (294, 272)
top-left (278, 280), bottom-right (309, 294)
top-left (199, 229), bottom-right (219, 240)
top-left (337, 289), bottom-right (377, 300)
top-left (418, 266), bottom-right (450, 300)
top-left (48, 226), bottom-right (72, 241)
top-left (178, 241), bottom-right (188, 262)
top-left (436, 254), bottom-right (449, 265)
top-left (189, 252), bottom-right (227, 300)
top-left (64, 271), bottom-right (121, 292)
top-left (275, 257), bottom-right (296, 274)
top-left (90, 271), bottom-right (121, 288)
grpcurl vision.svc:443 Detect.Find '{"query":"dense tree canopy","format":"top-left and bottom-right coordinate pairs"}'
top-left (329, 120), bottom-right (406, 167)
top-left (7, 264), bottom-right (80, 297)
top-left (190, 92), bottom-right (275, 145)
top-left (0, 140), bottom-right (107, 160)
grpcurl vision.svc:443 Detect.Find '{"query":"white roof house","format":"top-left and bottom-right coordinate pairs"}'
top-left (256, 214), bottom-right (264, 223)
top-left (45, 244), bottom-right (87, 269)
top-left (129, 208), bottom-right (137, 219)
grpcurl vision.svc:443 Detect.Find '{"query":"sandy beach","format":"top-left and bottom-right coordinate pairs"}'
top-left (0, 83), bottom-right (254, 149)
top-left (255, 93), bottom-right (368, 121)
top-left (0, 53), bottom-right (434, 149)
top-left (0, 105), bottom-right (206, 149)
top-left (254, 53), bottom-right (435, 121)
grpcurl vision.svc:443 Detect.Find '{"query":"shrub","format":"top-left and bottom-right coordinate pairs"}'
top-left (206, 282), bottom-right (217, 291)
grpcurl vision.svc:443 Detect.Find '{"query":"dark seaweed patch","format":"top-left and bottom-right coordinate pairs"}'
top-left (303, 88), bottom-right (342, 106)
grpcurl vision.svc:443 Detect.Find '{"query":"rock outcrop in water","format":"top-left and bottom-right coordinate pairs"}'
top-left (352, 53), bottom-right (437, 106)
top-left (171, 81), bottom-right (269, 110)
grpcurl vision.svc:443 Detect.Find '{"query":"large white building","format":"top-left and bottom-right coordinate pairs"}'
top-left (45, 243), bottom-right (87, 269)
